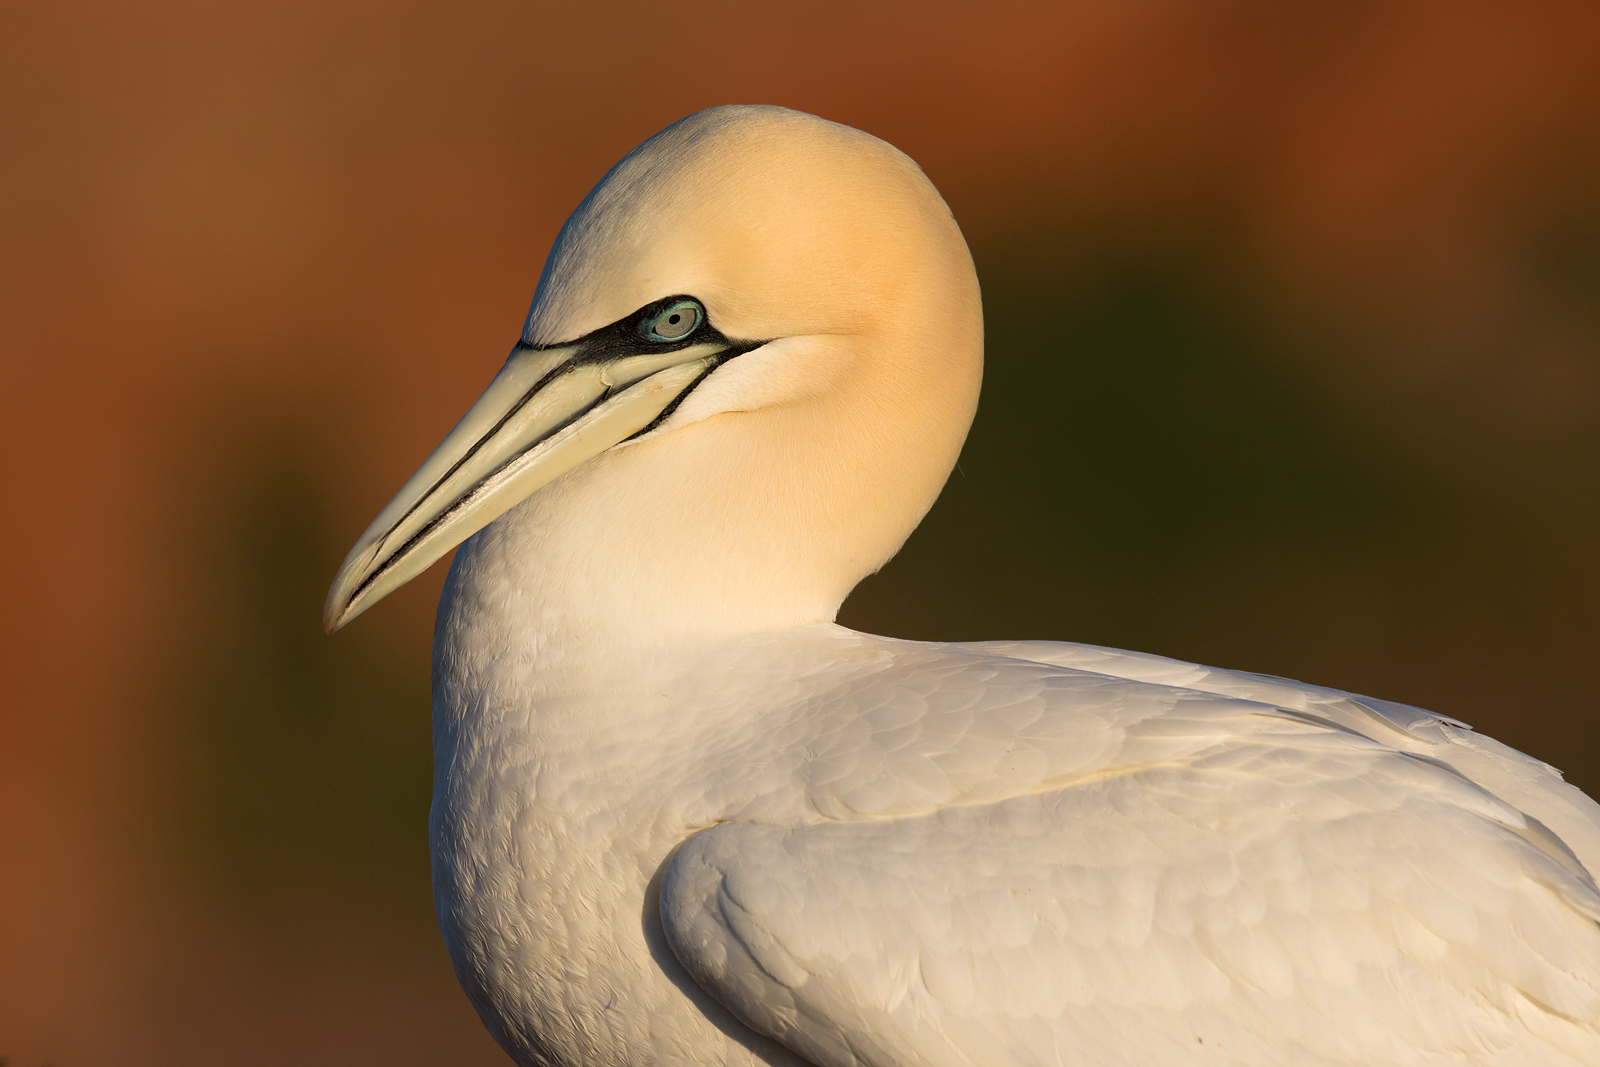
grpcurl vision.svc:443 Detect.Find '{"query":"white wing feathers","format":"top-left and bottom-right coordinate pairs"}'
top-left (962, 639), bottom-right (1600, 881)
top-left (660, 639), bottom-right (1600, 1067)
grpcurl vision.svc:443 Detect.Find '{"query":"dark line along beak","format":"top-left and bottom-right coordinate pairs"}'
top-left (324, 311), bottom-right (756, 633)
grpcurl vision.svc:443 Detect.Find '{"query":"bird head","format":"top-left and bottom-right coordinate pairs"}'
top-left (324, 105), bottom-right (982, 637)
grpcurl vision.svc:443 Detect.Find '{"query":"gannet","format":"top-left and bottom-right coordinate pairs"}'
top-left (325, 105), bottom-right (1600, 1067)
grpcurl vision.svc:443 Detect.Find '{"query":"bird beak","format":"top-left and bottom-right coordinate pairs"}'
top-left (323, 338), bottom-right (730, 633)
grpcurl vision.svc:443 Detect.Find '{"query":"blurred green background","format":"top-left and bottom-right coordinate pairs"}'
top-left (3, 2), bottom-right (1598, 1064)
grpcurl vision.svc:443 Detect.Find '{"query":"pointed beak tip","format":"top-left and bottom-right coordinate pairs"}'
top-left (322, 581), bottom-right (354, 635)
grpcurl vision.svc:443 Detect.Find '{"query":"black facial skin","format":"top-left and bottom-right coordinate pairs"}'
top-left (513, 294), bottom-right (769, 438)
top-left (348, 297), bottom-right (769, 607)
top-left (517, 294), bottom-right (759, 362)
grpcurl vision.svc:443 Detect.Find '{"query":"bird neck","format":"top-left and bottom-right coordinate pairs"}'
top-left (431, 417), bottom-right (867, 699)
top-left (430, 333), bottom-right (975, 701)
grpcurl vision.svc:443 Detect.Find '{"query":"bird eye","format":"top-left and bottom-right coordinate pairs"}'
top-left (641, 299), bottom-right (703, 342)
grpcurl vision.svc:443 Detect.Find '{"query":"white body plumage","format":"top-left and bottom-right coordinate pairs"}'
top-left (327, 106), bottom-right (1600, 1066)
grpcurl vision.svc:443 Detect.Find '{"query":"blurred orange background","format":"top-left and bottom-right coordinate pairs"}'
top-left (3, 1), bottom-right (1599, 1063)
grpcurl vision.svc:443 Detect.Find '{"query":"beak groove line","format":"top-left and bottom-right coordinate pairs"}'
top-left (323, 344), bottom-right (729, 633)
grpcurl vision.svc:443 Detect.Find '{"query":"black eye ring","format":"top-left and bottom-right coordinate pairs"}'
top-left (640, 299), bottom-right (704, 343)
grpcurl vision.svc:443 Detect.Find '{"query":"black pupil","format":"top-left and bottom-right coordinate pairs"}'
top-left (651, 304), bottom-right (697, 339)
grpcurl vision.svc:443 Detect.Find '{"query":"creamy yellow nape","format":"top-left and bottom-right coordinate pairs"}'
top-left (328, 105), bottom-right (1600, 1067)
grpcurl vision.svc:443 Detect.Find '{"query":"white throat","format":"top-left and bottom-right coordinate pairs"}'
top-left (433, 425), bottom-right (842, 690)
